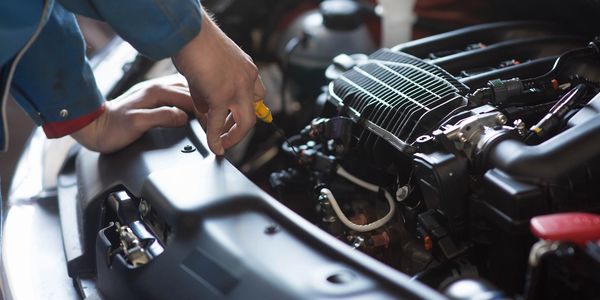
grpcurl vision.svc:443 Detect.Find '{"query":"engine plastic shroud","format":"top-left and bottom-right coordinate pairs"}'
top-left (57, 120), bottom-right (444, 300)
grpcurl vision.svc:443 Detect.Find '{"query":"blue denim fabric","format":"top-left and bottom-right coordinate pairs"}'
top-left (0, 0), bottom-right (202, 148)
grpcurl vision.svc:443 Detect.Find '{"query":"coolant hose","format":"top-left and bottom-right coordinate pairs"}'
top-left (318, 166), bottom-right (396, 232)
top-left (320, 188), bottom-right (396, 232)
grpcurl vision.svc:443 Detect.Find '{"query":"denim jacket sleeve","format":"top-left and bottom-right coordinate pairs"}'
top-left (11, 3), bottom-right (106, 138)
top-left (10, 0), bottom-right (202, 140)
top-left (58, 0), bottom-right (203, 60)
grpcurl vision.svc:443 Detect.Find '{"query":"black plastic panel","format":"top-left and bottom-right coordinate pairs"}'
top-left (58, 120), bottom-right (446, 299)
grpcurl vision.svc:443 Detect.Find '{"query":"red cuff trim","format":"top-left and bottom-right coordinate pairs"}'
top-left (42, 104), bottom-right (106, 138)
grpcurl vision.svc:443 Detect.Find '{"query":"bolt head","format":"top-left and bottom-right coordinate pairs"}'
top-left (496, 114), bottom-right (508, 125)
top-left (318, 194), bottom-right (329, 202)
top-left (181, 145), bottom-right (196, 153)
top-left (139, 201), bottom-right (150, 216)
top-left (396, 186), bottom-right (409, 201)
top-left (264, 224), bottom-right (280, 235)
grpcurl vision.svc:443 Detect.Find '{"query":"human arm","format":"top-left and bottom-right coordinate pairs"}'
top-left (12, 0), bottom-right (263, 155)
top-left (59, 0), bottom-right (266, 155)
top-left (11, 3), bottom-right (195, 154)
top-left (71, 82), bottom-right (194, 153)
top-left (172, 8), bottom-right (266, 155)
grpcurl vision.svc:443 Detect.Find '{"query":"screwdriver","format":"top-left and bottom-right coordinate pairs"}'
top-left (254, 100), bottom-right (300, 157)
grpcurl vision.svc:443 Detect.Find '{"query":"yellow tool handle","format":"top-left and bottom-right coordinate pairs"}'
top-left (253, 100), bottom-right (300, 158)
top-left (254, 99), bottom-right (273, 124)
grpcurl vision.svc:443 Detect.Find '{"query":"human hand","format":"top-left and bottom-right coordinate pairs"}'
top-left (71, 83), bottom-right (194, 154)
top-left (172, 8), bottom-right (266, 155)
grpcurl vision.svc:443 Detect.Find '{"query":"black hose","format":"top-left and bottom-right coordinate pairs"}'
top-left (522, 47), bottom-right (597, 90)
top-left (490, 114), bottom-right (600, 179)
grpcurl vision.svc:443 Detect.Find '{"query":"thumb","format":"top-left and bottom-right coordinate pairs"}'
top-left (133, 107), bottom-right (189, 131)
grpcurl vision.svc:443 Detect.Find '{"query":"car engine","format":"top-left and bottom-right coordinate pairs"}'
top-left (8, 9), bottom-right (600, 300)
top-left (266, 21), bottom-right (600, 298)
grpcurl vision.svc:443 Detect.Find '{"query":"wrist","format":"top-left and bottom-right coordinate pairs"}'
top-left (70, 106), bottom-right (106, 152)
top-left (172, 8), bottom-right (220, 79)
top-left (44, 103), bottom-right (106, 139)
top-left (70, 119), bottom-right (100, 152)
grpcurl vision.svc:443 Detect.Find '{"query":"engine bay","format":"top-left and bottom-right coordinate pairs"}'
top-left (40, 20), bottom-right (600, 299)
top-left (259, 21), bottom-right (600, 298)
top-left (50, 21), bottom-right (600, 299)
top-left (6, 9), bottom-right (600, 300)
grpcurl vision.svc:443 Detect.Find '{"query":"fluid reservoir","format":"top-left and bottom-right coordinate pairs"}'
top-left (279, 0), bottom-right (377, 101)
top-left (377, 0), bottom-right (416, 47)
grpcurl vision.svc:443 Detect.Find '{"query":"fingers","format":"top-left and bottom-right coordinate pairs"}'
top-left (126, 74), bottom-right (188, 96)
top-left (133, 84), bottom-right (195, 113)
top-left (220, 100), bottom-right (256, 150)
top-left (206, 107), bottom-right (228, 155)
top-left (222, 112), bottom-right (235, 134)
top-left (133, 107), bottom-right (189, 131)
top-left (218, 76), bottom-right (264, 150)
top-left (124, 73), bottom-right (264, 156)
top-left (125, 83), bottom-right (215, 141)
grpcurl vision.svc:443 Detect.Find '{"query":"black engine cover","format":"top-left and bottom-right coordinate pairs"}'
top-left (57, 120), bottom-right (443, 300)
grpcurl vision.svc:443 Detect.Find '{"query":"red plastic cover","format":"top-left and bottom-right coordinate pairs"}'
top-left (530, 213), bottom-right (600, 246)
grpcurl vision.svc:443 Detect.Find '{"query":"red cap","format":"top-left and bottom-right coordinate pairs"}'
top-left (530, 213), bottom-right (600, 246)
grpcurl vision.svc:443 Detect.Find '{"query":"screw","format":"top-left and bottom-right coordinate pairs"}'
top-left (318, 194), bottom-right (329, 202)
top-left (264, 224), bottom-right (280, 235)
top-left (351, 235), bottom-right (365, 249)
top-left (139, 200), bottom-right (150, 217)
top-left (181, 145), bottom-right (196, 153)
top-left (396, 185), bottom-right (409, 202)
top-left (122, 62), bottom-right (132, 72)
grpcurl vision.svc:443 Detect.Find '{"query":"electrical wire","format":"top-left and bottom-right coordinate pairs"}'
top-left (320, 187), bottom-right (395, 232)
top-left (273, 121), bottom-right (300, 157)
top-left (336, 165), bottom-right (379, 192)
top-left (525, 83), bottom-right (587, 142)
top-left (1, 0), bottom-right (51, 151)
top-left (319, 165), bottom-right (397, 232)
